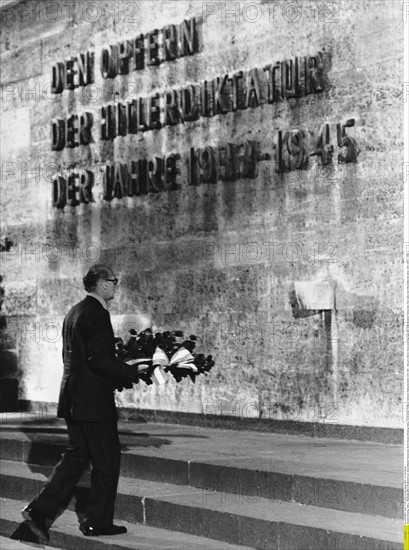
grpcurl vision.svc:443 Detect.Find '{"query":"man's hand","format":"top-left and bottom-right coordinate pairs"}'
top-left (115, 379), bottom-right (133, 392)
top-left (126, 366), bottom-right (140, 384)
top-left (125, 364), bottom-right (153, 385)
top-left (138, 371), bottom-right (153, 385)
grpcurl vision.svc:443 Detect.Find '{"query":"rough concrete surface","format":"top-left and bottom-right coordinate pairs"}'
top-left (0, 0), bottom-right (404, 428)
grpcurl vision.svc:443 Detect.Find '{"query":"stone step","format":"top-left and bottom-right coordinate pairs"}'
top-left (0, 459), bottom-right (402, 550)
top-left (0, 534), bottom-right (65, 550)
top-left (0, 425), bottom-right (402, 519)
top-left (0, 498), bottom-right (255, 550)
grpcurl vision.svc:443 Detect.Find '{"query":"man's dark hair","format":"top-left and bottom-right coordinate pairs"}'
top-left (83, 264), bottom-right (111, 292)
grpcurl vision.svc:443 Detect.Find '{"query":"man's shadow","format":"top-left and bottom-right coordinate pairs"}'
top-left (10, 522), bottom-right (46, 545)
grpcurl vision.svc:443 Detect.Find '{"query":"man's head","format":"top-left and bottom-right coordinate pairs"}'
top-left (83, 264), bottom-right (118, 302)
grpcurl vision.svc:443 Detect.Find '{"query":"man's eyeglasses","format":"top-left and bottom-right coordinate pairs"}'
top-left (105, 278), bottom-right (118, 286)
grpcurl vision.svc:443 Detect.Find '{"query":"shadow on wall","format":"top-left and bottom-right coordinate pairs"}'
top-left (0, 237), bottom-right (19, 412)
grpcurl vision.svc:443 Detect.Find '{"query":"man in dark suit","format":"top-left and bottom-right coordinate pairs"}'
top-left (22, 264), bottom-right (138, 539)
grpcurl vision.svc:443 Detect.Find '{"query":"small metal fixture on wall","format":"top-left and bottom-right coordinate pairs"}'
top-left (289, 280), bottom-right (337, 374)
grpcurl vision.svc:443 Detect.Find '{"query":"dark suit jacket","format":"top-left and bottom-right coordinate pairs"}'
top-left (57, 295), bottom-right (133, 422)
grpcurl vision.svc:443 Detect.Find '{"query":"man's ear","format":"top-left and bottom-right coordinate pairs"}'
top-left (95, 280), bottom-right (105, 292)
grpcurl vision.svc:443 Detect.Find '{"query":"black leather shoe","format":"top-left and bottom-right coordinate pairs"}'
top-left (80, 523), bottom-right (127, 536)
top-left (21, 505), bottom-right (50, 541)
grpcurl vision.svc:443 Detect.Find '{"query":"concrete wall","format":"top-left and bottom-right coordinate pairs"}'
top-left (0, 0), bottom-right (404, 427)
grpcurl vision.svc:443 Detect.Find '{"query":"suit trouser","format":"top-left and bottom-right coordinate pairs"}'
top-left (29, 419), bottom-right (121, 529)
